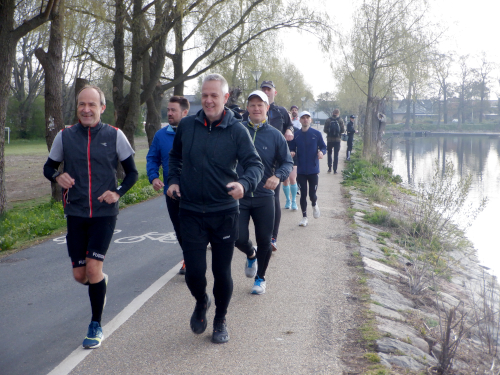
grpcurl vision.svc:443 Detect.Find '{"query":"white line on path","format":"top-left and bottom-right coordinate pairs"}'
top-left (47, 262), bottom-right (182, 375)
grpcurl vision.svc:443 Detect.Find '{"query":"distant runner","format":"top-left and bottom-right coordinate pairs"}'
top-left (289, 111), bottom-right (326, 227)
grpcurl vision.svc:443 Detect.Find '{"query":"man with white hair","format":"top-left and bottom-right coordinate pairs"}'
top-left (167, 74), bottom-right (263, 344)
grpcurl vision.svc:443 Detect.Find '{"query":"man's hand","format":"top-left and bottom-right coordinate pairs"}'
top-left (284, 129), bottom-right (294, 141)
top-left (98, 190), bottom-right (120, 204)
top-left (55, 173), bottom-right (75, 189)
top-left (227, 182), bottom-right (244, 200)
top-left (290, 151), bottom-right (296, 157)
top-left (317, 151), bottom-right (324, 159)
top-left (152, 178), bottom-right (164, 191)
top-left (263, 176), bottom-right (280, 190)
top-left (167, 184), bottom-right (181, 200)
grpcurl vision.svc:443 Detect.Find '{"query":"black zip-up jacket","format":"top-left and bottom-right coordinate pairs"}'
top-left (43, 122), bottom-right (138, 217)
top-left (167, 108), bottom-right (264, 213)
top-left (237, 121), bottom-right (293, 198)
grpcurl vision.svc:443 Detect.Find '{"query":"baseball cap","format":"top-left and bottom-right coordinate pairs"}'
top-left (299, 111), bottom-right (311, 118)
top-left (350, 115), bottom-right (357, 119)
top-left (260, 80), bottom-right (275, 89)
top-left (290, 105), bottom-right (298, 110)
top-left (248, 90), bottom-right (269, 104)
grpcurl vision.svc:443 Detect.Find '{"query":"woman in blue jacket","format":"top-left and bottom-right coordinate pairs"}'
top-left (288, 111), bottom-right (327, 227)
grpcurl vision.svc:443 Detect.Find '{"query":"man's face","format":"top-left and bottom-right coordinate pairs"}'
top-left (247, 97), bottom-right (270, 123)
top-left (167, 102), bottom-right (188, 126)
top-left (261, 86), bottom-right (277, 104)
top-left (291, 108), bottom-right (298, 118)
top-left (77, 88), bottom-right (105, 127)
top-left (201, 80), bottom-right (229, 122)
top-left (300, 115), bottom-right (312, 127)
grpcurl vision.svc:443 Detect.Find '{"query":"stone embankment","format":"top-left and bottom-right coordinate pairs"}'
top-left (348, 188), bottom-right (499, 374)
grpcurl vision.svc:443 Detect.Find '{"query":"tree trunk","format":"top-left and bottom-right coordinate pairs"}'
top-left (35, 0), bottom-right (65, 202)
top-left (172, 6), bottom-right (184, 96)
top-left (374, 98), bottom-right (386, 157)
top-left (404, 81), bottom-right (412, 129)
top-left (145, 86), bottom-right (163, 147)
top-left (443, 84), bottom-right (448, 124)
top-left (73, 78), bottom-right (88, 123)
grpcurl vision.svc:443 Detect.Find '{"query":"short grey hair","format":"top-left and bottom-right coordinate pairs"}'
top-left (77, 85), bottom-right (106, 106)
top-left (202, 74), bottom-right (229, 95)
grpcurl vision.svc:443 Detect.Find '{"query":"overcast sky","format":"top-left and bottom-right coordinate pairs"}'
top-left (279, 0), bottom-right (500, 98)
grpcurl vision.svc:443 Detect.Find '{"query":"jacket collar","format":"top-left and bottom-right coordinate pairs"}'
top-left (195, 107), bottom-right (241, 129)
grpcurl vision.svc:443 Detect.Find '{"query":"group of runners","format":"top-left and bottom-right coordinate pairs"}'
top-left (43, 75), bottom-right (357, 349)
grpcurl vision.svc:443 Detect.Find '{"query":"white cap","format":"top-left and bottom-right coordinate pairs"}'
top-left (299, 110), bottom-right (311, 118)
top-left (247, 90), bottom-right (269, 104)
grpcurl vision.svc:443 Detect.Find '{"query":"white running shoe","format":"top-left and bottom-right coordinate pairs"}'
top-left (251, 278), bottom-right (266, 295)
top-left (299, 217), bottom-right (308, 227)
top-left (313, 204), bottom-right (320, 219)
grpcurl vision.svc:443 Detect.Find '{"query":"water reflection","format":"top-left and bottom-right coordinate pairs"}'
top-left (384, 134), bottom-right (500, 277)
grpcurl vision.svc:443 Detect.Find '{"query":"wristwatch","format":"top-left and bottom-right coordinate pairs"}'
top-left (52, 171), bottom-right (61, 182)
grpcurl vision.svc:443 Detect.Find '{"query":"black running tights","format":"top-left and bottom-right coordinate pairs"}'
top-left (296, 174), bottom-right (319, 217)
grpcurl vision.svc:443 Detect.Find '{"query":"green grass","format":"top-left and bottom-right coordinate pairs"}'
top-left (5, 138), bottom-right (49, 156)
top-left (0, 173), bottom-right (161, 252)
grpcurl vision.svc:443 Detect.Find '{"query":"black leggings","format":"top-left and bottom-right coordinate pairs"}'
top-left (272, 182), bottom-right (281, 239)
top-left (235, 195), bottom-right (274, 280)
top-left (179, 209), bottom-right (238, 320)
top-left (296, 174), bottom-right (319, 217)
top-left (165, 195), bottom-right (182, 246)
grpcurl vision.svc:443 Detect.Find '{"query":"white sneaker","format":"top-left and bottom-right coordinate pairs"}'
top-left (251, 278), bottom-right (266, 295)
top-left (299, 217), bottom-right (308, 227)
top-left (313, 204), bottom-right (320, 219)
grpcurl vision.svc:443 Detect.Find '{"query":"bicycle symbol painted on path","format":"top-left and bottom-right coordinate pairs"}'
top-left (113, 231), bottom-right (178, 244)
top-left (52, 230), bottom-right (178, 245)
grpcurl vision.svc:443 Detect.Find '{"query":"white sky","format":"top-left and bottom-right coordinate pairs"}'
top-left (279, 0), bottom-right (500, 98)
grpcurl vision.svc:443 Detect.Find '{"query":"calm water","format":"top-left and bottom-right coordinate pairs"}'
top-left (384, 134), bottom-right (500, 277)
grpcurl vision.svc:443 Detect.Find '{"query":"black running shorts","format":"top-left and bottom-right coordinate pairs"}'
top-left (66, 215), bottom-right (117, 268)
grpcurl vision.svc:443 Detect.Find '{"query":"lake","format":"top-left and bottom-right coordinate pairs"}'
top-left (384, 133), bottom-right (500, 277)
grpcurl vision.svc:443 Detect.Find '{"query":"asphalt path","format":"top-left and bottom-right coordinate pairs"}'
top-left (67, 145), bottom-right (357, 374)
top-left (0, 196), bottom-right (183, 375)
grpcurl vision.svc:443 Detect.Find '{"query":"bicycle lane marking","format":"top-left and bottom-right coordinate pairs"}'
top-left (52, 230), bottom-right (178, 245)
top-left (47, 260), bottom-right (182, 375)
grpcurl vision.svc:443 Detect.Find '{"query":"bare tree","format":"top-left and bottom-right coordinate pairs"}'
top-left (476, 52), bottom-right (494, 123)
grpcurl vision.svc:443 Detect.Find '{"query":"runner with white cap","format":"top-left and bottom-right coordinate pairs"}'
top-left (288, 111), bottom-right (327, 227)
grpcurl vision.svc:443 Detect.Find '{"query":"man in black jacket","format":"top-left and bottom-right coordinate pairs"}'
top-left (167, 74), bottom-right (263, 344)
top-left (43, 85), bottom-right (138, 349)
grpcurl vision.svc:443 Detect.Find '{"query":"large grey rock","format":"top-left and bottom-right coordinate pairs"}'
top-left (363, 257), bottom-right (403, 278)
top-left (353, 216), bottom-right (382, 233)
top-left (355, 229), bottom-right (378, 241)
top-left (376, 337), bottom-right (437, 366)
top-left (375, 316), bottom-right (429, 353)
top-left (360, 246), bottom-right (386, 260)
top-left (378, 353), bottom-right (425, 372)
top-left (370, 304), bottom-right (404, 320)
top-left (359, 236), bottom-right (383, 252)
top-left (368, 277), bottom-right (415, 312)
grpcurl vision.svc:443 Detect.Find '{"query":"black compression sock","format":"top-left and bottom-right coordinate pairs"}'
top-left (88, 277), bottom-right (106, 324)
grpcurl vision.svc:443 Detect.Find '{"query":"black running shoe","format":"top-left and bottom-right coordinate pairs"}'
top-left (327, 168), bottom-right (332, 173)
top-left (212, 319), bottom-right (229, 343)
top-left (190, 294), bottom-right (211, 334)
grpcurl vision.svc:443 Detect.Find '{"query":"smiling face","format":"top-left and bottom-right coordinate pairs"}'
top-left (247, 97), bottom-right (270, 124)
top-left (201, 80), bottom-right (229, 122)
top-left (261, 86), bottom-right (277, 104)
top-left (77, 88), bottom-right (105, 127)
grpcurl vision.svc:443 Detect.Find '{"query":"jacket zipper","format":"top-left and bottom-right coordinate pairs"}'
top-left (251, 127), bottom-right (259, 197)
top-left (87, 128), bottom-right (93, 217)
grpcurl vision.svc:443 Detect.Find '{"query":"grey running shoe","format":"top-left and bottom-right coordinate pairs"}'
top-left (212, 319), bottom-right (229, 343)
top-left (245, 253), bottom-right (258, 278)
top-left (313, 204), bottom-right (320, 219)
top-left (299, 217), bottom-right (308, 227)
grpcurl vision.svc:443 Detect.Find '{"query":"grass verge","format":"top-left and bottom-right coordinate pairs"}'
top-left (0, 173), bottom-right (162, 252)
